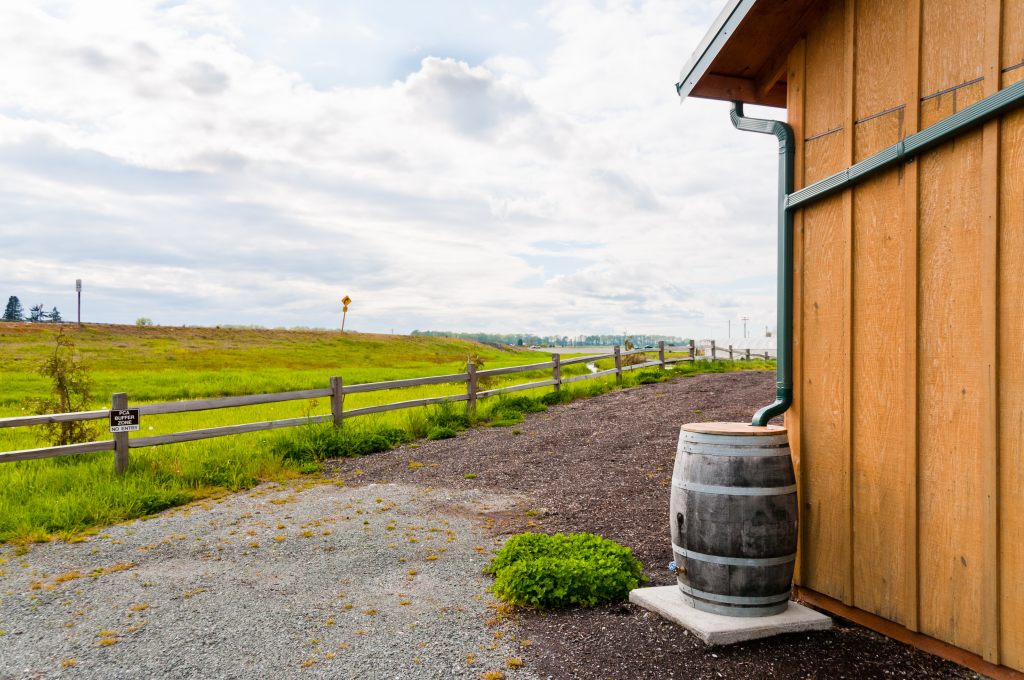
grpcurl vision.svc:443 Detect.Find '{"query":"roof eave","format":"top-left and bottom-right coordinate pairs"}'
top-left (676, 0), bottom-right (758, 102)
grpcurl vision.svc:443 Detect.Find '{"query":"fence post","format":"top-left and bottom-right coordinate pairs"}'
top-left (552, 353), bottom-right (561, 393)
top-left (710, 340), bottom-right (717, 360)
top-left (689, 339), bottom-right (696, 361)
top-left (466, 359), bottom-right (478, 416)
top-left (330, 376), bottom-right (344, 427)
top-left (746, 348), bottom-right (751, 361)
top-left (614, 346), bottom-right (622, 385)
top-left (728, 344), bottom-right (734, 360)
top-left (658, 340), bottom-right (666, 370)
top-left (112, 392), bottom-right (129, 475)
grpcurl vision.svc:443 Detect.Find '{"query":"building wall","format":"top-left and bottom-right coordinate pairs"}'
top-left (784, 0), bottom-right (1024, 669)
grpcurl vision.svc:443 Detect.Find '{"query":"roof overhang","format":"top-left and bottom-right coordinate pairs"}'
top-left (676, 0), bottom-right (826, 108)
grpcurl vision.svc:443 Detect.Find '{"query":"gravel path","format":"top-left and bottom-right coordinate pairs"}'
top-left (0, 481), bottom-right (540, 680)
top-left (0, 370), bottom-right (984, 679)
top-left (328, 370), bottom-right (983, 680)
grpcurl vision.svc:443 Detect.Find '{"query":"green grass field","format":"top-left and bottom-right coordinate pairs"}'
top-left (0, 323), bottom-right (774, 543)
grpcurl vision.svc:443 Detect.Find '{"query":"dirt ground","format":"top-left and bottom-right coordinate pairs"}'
top-left (326, 370), bottom-right (982, 680)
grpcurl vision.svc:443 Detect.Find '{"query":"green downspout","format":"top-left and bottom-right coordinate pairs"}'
top-left (725, 79), bottom-right (1024, 427)
top-left (729, 102), bottom-right (794, 427)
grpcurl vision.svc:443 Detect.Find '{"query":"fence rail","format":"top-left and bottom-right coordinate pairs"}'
top-left (0, 340), bottom-right (773, 471)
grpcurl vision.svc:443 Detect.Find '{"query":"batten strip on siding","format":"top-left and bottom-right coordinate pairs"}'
top-left (788, 37), bottom-right (808, 588)
top-left (843, 0), bottom-right (857, 608)
top-left (903, 0), bottom-right (923, 635)
top-left (981, 0), bottom-right (1002, 665)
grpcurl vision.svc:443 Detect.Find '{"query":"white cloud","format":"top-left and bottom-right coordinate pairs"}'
top-left (0, 0), bottom-right (781, 338)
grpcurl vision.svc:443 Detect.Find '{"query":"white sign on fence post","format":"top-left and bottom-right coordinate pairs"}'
top-left (109, 409), bottom-right (140, 433)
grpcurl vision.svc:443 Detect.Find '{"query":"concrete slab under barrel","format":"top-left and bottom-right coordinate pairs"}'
top-left (630, 586), bottom-right (831, 646)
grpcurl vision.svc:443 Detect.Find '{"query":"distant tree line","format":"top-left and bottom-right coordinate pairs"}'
top-left (410, 330), bottom-right (690, 348)
top-left (3, 295), bottom-right (62, 323)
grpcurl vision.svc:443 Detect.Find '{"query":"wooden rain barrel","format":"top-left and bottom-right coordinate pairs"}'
top-left (670, 422), bottom-right (797, 617)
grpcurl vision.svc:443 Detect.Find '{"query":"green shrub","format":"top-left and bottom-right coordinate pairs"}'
top-left (405, 409), bottom-right (429, 439)
top-left (540, 390), bottom-right (572, 406)
top-left (636, 370), bottom-right (666, 384)
top-left (499, 395), bottom-right (547, 414)
top-left (272, 422), bottom-right (407, 463)
top-left (427, 425), bottom-right (457, 440)
top-left (485, 532), bottom-right (645, 609)
top-left (427, 400), bottom-right (470, 431)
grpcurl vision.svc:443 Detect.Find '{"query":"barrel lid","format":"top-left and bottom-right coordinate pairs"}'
top-left (681, 421), bottom-right (786, 436)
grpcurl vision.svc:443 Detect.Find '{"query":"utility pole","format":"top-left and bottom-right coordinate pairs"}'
top-left (741, 316), bottom-right (750, 338)
top-left (728, 319), bottom-right (731, 338)
top-left (75, 279), bottom-right (82, 326)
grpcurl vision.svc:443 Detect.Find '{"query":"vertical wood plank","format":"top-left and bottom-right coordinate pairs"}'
top-left (787, 37), bottom-right (807, 586)
top-left (551, 354), bottom-right (561, 393)
top-left (688, 339), bottom-right (696, 362)
top-left (842, 0), bottom-right (856, 607)
top-left (849, 0), bottom-right (911, 625)
top-left (999, 1), bottom-right (1024, 670)
top-left (330, 376), bottom-right (344, 427)
top-left (614, 346), bottom-right (623, 385)
top-left (658, 340), bottom-right (666, 369)
top-left (980, 0), bottom-right (1002, 664)
top-left (710, 340), bottom-right (716, 360)
top-left (799, 0), bottom-right (851, 602)
top-left (112, 392), bottom-right (129, 475)
top-left (917, 0), bottom-right (987, 656)
top-left (903, 0), bottom-right (923, 635)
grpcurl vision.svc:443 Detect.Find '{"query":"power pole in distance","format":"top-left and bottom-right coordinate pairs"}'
top-left (76, 279), bottom-right (82, 326)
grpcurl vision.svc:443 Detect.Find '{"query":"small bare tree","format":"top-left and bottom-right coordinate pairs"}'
top-left (28, 328), bottom-right (98, 446)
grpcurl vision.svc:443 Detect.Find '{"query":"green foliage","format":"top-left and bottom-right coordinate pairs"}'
top-left (540, 390), bottom-right (572, 406)
top-left (27, 329), bottom-right (98, 446)
top-left (427, 425), bottom-right (457, 440)
top-left (49, 307), bottom-right (62, 323)
top-left (636, 369), bottom-right (667, 384)
top-left (2, 295), bottom-right (23, 321)
top-left (271, 422), bottom-right (410, 463)
top-left (426, 400), bottom-right (470, 431)
top-left (485, 532), bottom-right (645, 609)
top-left (135, 317), bottom-right (153, 326)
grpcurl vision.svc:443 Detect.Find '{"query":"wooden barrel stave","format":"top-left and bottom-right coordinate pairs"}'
top-left (670, 423), bottom-right (797, 617)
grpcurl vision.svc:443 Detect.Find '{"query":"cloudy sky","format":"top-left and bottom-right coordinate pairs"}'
top-left (0, 0), bottom-right (783, 338)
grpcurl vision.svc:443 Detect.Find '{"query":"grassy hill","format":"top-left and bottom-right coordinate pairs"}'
top-left (0, 323), bottom-right (541, 407)
top-left (0, 323), bottom-right (771, 543)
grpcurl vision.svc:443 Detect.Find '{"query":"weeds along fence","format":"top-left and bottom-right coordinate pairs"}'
top-left (0, 340), bottom-right (773, 473)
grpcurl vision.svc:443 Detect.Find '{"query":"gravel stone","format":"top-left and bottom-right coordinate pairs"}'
top-left (0, 482), bottom-right (539, 679)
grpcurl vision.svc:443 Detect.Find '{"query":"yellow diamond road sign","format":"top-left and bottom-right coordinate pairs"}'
top-left (342, 295), bottom-right (351, 306)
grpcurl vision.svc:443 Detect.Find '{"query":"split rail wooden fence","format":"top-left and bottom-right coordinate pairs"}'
top-left (0, 340), bottom-right (772, 473)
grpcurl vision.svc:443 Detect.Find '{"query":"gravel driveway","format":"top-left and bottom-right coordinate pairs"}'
top-left (0, 481), bottom-right (539, 679)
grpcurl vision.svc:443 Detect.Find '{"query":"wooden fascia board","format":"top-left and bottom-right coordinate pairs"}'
top-left (691, 73), bottom-right (788, 108)
top-left (677, 0), bottom-right (757, 101)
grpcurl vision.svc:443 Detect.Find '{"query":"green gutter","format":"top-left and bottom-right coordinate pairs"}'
top-left (727, 77), bottom-right (1024, 426)
top-left (729, 103), bottom-right (794, 426)
top-left (789, 78), bottom-right (1024, 209)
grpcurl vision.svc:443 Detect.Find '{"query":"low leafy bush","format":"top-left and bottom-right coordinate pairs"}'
top-left (427, 400), bottom-right (470, 431)
top-left (427, 425), bottom-right (457, 440)
top-left (636, 370), bottom-right (667, 384)
top-left (272, 422), bottom-right (409, 463)
top-left (540, 390), bottom-right (572, 406)
top-left (485, 532), bottom-right (645, 609)
top-left (498, 395), bottom-right (547, 414)
top-left (487, 407), bottom-right (524, 427)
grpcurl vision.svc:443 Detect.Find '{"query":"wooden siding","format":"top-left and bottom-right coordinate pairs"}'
top-left (785, 0), bottom-right (1024, 671)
